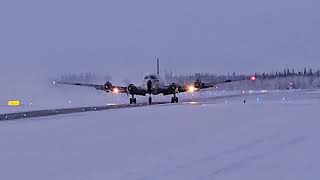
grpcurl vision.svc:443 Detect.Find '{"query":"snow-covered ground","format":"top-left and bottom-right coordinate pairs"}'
top-left (0, 90), bottom-right (320, 180)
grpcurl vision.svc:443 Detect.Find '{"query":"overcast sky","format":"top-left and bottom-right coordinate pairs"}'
top-left (1, 0), bottom-right (319, 83)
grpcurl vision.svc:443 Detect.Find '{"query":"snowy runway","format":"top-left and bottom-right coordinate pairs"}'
top-left (0, 90), bottom-right (319, 180)
top-left (0, 93), bottom-right (249, 121)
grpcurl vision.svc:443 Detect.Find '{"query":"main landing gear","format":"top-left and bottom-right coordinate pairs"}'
top-left (130, 95), bottom-right (178, 105)
top-left (130, 95), bottom-right (137, 104)
top-left (171, 94), bottom-right (179, 103)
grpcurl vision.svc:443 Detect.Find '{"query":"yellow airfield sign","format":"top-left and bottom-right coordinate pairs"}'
top-left (7, 100), bottom-right (21, 106)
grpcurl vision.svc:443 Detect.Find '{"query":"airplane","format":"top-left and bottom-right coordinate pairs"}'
top-left (54, 59), bottom-right (257, 104)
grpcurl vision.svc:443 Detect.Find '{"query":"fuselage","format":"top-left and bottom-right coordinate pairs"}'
top-left (141, 73), bottom-right (163, 94)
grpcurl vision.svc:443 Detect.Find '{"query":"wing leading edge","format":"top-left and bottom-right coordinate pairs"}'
top-left (54, 81), bottom-right (128, 94)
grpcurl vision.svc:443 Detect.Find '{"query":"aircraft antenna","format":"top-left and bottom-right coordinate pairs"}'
top-left (157, 58), bottom-right (160, 76)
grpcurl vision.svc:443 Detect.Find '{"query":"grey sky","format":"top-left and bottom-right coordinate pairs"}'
top-left (1, 0), bottom-right (319, 83)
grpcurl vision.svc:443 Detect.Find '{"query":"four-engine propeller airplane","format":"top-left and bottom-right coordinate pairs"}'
top-left (54, 59), bottom-right (256, 104)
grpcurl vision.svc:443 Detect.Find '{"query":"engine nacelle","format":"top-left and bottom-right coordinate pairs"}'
top-left (104, 82), bottom-right (113, 92)
top-left (169, 83), bottom-right (178, 92)
top-left (127, 84), bottom-right (136, 94)
top-left (194, 79), bottom-right (203, 89)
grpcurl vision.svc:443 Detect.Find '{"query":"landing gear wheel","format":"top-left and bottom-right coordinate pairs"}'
top-left (171, 96), bottom-right (179, 103)
top-left (130, 98), bottom-right (137, 104)
top-left (148, 97), bottom-right (152, 104)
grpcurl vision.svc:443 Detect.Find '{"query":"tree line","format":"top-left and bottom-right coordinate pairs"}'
top-left (58, 72), bottom-right (112, 83)
top-left (164, 68), bottom-right (320, 90)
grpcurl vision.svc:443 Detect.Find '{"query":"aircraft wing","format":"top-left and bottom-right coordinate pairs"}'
top-left (177, 76), bottom-right (257, 93)
top-left (54, 81), bottom-right (128, 93)
top-left (126, 84), bottom-right (148, 96)
top-left (54, 81), bottom-right (105, 90)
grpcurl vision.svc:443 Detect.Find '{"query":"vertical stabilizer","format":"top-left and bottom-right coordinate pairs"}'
top-left (157, 58), bottom-right (160, 76)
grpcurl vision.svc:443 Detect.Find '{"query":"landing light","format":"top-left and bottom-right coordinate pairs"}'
top-left (188, 86), bottom-right (196, 92)
top-left (189, 102), bottom-right (199, 105)
top-left (113, 88), bottom-right (120, 93)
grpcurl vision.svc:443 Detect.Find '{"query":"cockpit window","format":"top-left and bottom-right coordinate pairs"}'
top-left (150, 75), bottom-right (157, 80)
top-left (144, 76), bottom-right (149, 79)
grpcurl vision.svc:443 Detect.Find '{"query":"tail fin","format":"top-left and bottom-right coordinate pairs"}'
top-left (157, 58), bottom-right (160, 76)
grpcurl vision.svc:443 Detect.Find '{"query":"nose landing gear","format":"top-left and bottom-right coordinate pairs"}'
top-left (148, 96), bottom-right (152, 104)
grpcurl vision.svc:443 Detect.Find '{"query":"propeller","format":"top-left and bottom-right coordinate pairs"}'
top-left (104, 82), bottom-right (113, 92)
top-left (127, 84), bottom-right (136, 96)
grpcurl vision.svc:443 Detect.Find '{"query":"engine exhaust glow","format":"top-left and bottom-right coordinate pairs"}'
top-left (188, 86), bottom-right (196, 92)
top-left (250, 76), bottom-right (257, 81)
top-left (112, 88), bottom-right (120, 93)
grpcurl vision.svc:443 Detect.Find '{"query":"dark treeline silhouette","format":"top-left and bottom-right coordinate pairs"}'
top-left (58, 72), bottom-right (112, 84)
top-left (254, 68), bottom-right (320, 79)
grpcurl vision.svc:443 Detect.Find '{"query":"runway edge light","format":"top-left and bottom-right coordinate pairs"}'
top-left (8, 100), bottom-right (20, 106)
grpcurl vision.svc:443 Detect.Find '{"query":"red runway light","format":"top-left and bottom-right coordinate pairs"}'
top-left (250, 76), bottom-right (257, 81)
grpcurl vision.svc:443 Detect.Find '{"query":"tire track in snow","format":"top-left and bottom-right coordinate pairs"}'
top-left (198, 136), bottom-right (306, 180)
top-left (133, 135), bottom-right (306, 180)
top-left (134, 134), bottom-right (275, 180)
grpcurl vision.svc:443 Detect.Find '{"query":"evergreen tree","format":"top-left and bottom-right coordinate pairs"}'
top-left (304, 68), bottom-right (307, 76)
